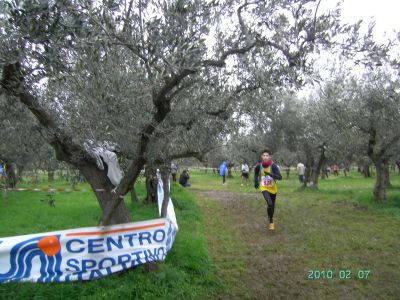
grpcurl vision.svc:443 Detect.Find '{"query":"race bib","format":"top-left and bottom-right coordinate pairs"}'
top-left (261, 175), bottom-right (274, 187)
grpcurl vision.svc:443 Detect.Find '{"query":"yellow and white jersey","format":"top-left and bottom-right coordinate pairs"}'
top-left (259, 165), bottom-right (278, 194)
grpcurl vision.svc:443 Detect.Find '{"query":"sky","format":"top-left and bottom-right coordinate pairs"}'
top-left (295, 0), bottom-right (400, 97)
top-left (321, 0), bottom-right (400, 41)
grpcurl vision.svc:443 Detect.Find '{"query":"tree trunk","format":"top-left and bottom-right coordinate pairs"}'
top-left (80, 163), bottom-right (131, 225)
top-left (48, 169), bottom-right (55, 182)
top-left (321, 168), bottom-right (326, 180)
top-left (227, 167), bottom-right (233, 178)
top-left (373, 160), bottom-right (388, 202)
top-left (396, 161), bottom-right (400, 175)
top-left (130, 186), bottom-right (139, 203)
top-left (384, 163), bottom-right (391, 187)
top-left (5, 162), bottom-right (17, 188)
top-left (304, 162), bottom-right (312, 187)
top-left (303, 145), bottom-right (314, 187)
top-left (2, 62), bottom-right (143, 226)
top-left (311, 143), bottom-right (327, 188)
top-left (160, 169), bottom-right (170, 218)
top-left (363, 164), bottom-right (371, 178)
top-left (16, 164), bottom-right (25, 182)
top-left (342, 162), bottom-right (349, 177)
top-left (145, 167), bottom-right (158, 203)
top-left (65, 168), bottom-right (70, 181)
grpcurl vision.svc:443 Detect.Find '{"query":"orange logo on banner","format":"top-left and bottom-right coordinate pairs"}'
top-left (37, 236), bottom-right (61, 256)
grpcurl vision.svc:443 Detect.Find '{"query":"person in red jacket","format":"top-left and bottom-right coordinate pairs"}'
top-left (254, 149), bottom-right (282, 231)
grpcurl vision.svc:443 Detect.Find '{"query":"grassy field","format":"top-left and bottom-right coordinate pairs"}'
top-left (0, 179), bottom-right (221, 299)
top-left (189, 168), bottom-right (400, 216)
top-left (0, 169), bottom-right (399, 299)
top-left (190, 169), bottom-right (400, 299)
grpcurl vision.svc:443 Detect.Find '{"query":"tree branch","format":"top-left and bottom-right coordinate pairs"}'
top-left (1, 63), bottom-right (83, 165)
top-left (153, 69), bottom-right (195, 107)
top-left (203, 42), bottom-right (258, 67)
top-left (114, 69), bottom-right (195, 197)
top-left (122, 0), bottom-right (135, 33)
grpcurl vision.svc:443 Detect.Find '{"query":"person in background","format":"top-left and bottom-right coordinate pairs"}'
top-left (219, 160), bottom-right (227, 185)
top-left (322, 165), bottom-right (329, 179)
top-left (179, 169), bottom-right (191, 187)
top-left (296, 162), bottom-right (305, 183)
top-left (343, 163), bottom-right (350, 177)
top-left (241, 161), bottom-right (250, 186)
top-left (254, 149), bottom-right (282, 231)
top-left (171, 162), bottom-right (178, 182)
top-left (332, 164), bottom-right (339, 176)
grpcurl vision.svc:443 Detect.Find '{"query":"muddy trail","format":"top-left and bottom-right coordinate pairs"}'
top-left (192, 189), bottom-right (303, 299)
top-left (190, 188), bottom-right (399, 300)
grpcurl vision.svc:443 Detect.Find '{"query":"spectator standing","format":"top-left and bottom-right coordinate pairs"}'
top-left (296, 162), bottom-right (305, 183)
top-left (171, 162), bottom-right (178, 182)
top-left (219, 160), bottom-right (227, 185)
top-left (241, 161), bottom-right (250, 186)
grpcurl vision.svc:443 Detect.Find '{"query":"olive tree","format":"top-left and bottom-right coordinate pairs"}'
top-left (1, 0), bottom-right (349, 224)
top-left (321, 71), bottom-right (400, 201)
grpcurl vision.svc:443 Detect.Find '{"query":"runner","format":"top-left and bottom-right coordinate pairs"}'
top-left (254, 149), bottom-right (282, 231)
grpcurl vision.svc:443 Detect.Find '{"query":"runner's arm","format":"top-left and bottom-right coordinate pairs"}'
top-left (254, 164), bottom-right (260, 188)
top-left (268, 164), bottom-right (282, 180)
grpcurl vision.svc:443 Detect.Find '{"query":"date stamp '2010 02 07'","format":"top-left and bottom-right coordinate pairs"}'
top-left (307, 269), bottom-right (371, 280)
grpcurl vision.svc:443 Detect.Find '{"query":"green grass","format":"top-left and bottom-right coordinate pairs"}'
top-left (189, 168), bottom-right (400, 216)
top-left (0, 180), bottom-right (221, 299)
top-left (1, 170), bottom-right (400, 299)
top-left (190, 169), bottom-right (400, 299)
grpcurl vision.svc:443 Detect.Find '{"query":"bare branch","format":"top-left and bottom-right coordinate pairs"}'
top-left (122, 0), bottom-right (135, 33)
top-left (154, 69), bottom-right (195, 107)
top-left (203, 42), bottom-right (258, 67)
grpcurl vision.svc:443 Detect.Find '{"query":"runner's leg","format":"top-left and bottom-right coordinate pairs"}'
top-left (262, 191), bottom-right (276, 223)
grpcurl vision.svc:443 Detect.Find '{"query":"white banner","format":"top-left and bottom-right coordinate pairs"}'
top-left (0, 178), bottom-right (178, 283)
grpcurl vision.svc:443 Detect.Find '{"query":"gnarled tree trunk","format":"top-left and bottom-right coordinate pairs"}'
top-left (373, 159), bottom-right (388, 202)
top-left (311, 143), bottom-right (327, 188)
top-left (48, 169), bottom-right (55, 182)
top-left (145, 167), bottom-right (158, 204)
top-left (384, 163), bottom-right (391, 187)
top-left (160, 168), bottom-right (170, 218)
top-left (5, 162), bottom-right (17, 188)
top-left (80, 163), bottom-right (131, 225)
top-left (303, 143), bottom-right (314, 187)
top-left (16, 164), bottom-right (25, 182)
top-left (227, 162), bottom-right (234, 178)
top-left (396, 161), bottom-right (400, 175)
top-left (2, 62), bottom-right (146, 226)
top-left (367, 128), bottom-right (390, 202)
top-left (130, 186), bottom-right (139, 203)
top-left (363, 164), bottom-right (371, 178)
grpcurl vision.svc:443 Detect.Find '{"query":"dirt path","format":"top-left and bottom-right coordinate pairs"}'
top-left (191, 188), bottom-right (400, 299)
top-left (193, 189), bottom-right (298, 299)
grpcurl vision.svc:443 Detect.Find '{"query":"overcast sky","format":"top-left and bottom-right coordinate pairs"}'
top-left (321, 0), bottom-right (399, 40)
